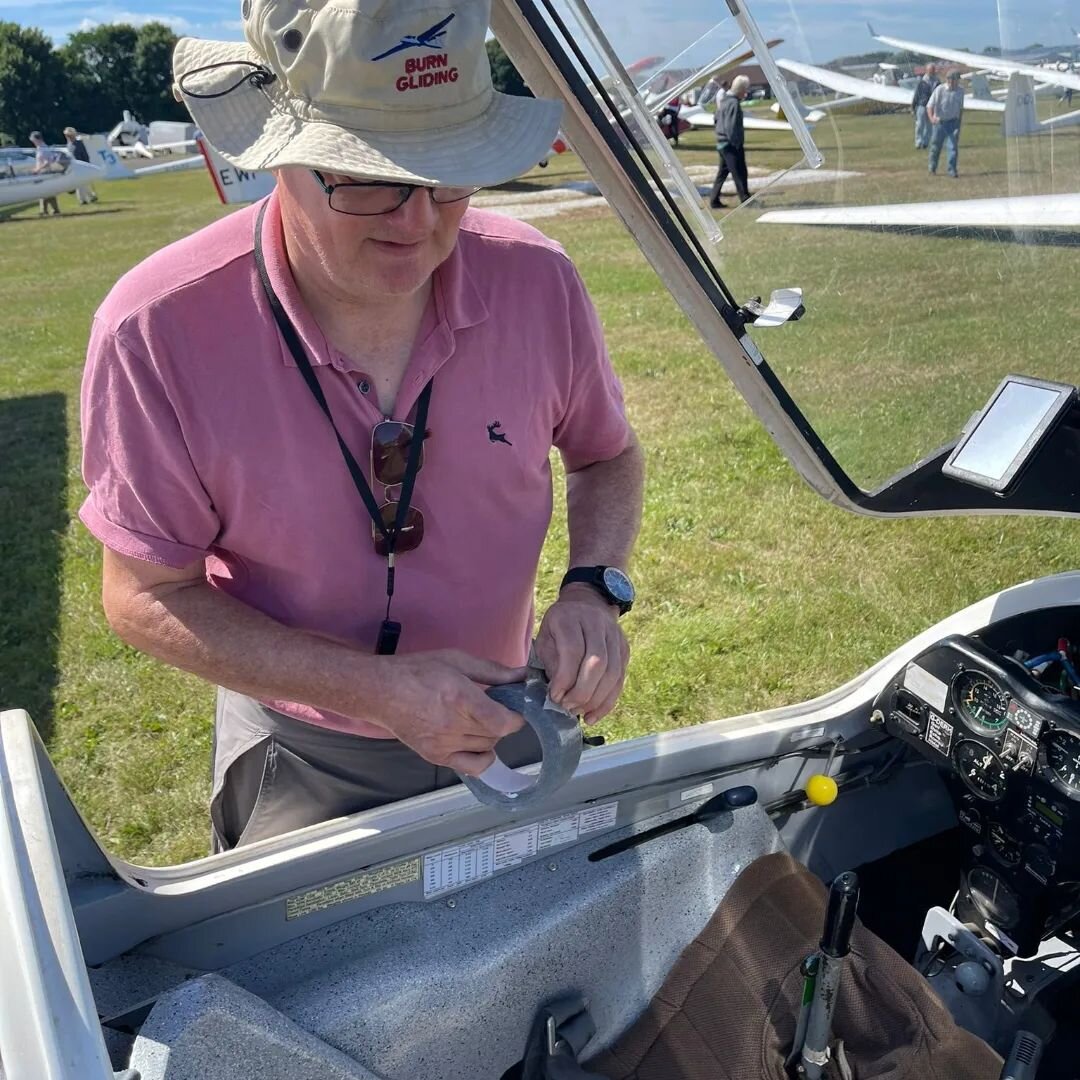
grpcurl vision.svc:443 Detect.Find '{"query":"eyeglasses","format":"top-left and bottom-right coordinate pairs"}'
top-left (371, 419), bottom-right (429, 557)
top-left (312, 170), bottom-right (480, 217)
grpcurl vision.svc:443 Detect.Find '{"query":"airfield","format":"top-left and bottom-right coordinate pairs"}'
top-left (3, 102), bottom-right (1080, 865)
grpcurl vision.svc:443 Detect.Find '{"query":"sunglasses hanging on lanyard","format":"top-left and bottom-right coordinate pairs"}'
top-left (252, 201), bottom-right (430, 655)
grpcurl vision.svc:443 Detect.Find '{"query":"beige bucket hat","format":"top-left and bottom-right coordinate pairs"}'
top-left (173, 0), bottom-right (563, 188)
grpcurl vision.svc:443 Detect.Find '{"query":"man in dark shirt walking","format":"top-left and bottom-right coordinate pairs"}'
top-left (63, 126), bottom-right (98, 204)
top-left (708, 74), bottom-right (750, 209)
top-left (911, 64), bottom-right (939, 149)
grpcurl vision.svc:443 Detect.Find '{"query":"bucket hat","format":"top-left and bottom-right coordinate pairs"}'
top-left (173, 0), bottom-right (563, 188)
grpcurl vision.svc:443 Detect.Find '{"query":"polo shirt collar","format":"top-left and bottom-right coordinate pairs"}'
top-left (259, 191), bottom-right (335, 369)
top-left (258, 192), bottom-right (489, 372)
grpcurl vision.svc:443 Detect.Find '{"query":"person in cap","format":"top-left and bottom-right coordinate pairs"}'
top-left (911, 63), bottom-right (939, 150)
top-left (63, 126), bottom-right (98, 204)
top-left (79, 0), bottom-right (644, 851)
top-left (927, 70), bottom-right (965, 177)
top-left (29, 131), bottom-right (63, 216)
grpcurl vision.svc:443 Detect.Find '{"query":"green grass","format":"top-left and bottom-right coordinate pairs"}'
top-left (2, 110), bottom-right (1079, 865)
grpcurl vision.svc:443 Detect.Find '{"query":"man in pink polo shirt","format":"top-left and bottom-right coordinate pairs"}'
top-left (80, 0), bottom-right (644, 850)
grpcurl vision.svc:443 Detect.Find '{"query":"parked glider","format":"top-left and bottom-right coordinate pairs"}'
top-left (196, 136), bottom-right (276, 204)
top-left (549, 38), bottom-right (787, 155)
top-left (758, 192), bottom-right (1080, 229)
top-left (756, 77), bottom-right (1080, 231)
top-left (679, 103), bottom-right (804, 133)
top-left (775, 57), bottom-right (1005, 114)
top-left (870, 24), bottom-right (1080, 95)
top-left (770, 82), bottom-right (843, 122)
top-left (0, 148), bottom-right (102, 210)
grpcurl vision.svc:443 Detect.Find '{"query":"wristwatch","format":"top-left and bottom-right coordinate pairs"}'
top-left (560, 565), bottom-right (635, 615)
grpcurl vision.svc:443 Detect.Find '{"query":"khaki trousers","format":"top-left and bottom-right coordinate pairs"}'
top-left (211, 687), bottom-right (540, 851)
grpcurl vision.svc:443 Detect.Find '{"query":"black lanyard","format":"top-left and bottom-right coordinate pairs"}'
top-left (253, 200), bottom-right (431, 654)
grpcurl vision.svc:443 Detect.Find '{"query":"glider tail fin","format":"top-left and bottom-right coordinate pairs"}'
top-left (81, 134), bottom-right (134, 179)
top-left (1003, 72), bottom-right (1039, 136)
top-left (969, 73), bottom-right (993, 101)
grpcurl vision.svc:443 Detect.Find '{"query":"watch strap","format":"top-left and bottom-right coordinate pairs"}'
top-left (560, 565), bottom-right (632, 615)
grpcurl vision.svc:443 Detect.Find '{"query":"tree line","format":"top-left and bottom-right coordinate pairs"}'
top-left (1, 20), bottom-right (202, 146)
top-left (0, 23), bottom-right (533, 147)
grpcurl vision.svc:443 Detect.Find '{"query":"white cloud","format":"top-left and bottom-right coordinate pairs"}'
top-left (77, 9), bottom-right (192, 30)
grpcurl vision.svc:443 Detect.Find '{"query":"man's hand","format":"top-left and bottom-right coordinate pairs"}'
top-left (370, 651), bottom-right (527, 776)
top-left (534, 584), bottom-right (629, 725)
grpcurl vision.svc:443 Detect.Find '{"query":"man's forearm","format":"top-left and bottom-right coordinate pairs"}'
top-left (106, 576), bottom-right (386, 720)
top-left (564, 432), bottom-right (645, 570)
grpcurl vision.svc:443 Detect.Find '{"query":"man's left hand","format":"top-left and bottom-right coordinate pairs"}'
top-left (535, 584), bottom-right (629, 725)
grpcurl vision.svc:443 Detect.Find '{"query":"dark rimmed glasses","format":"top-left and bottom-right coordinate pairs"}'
top-left (312, 170), bottom-right (480, 217)
top-left (371, 419), bottom-right (429, 557)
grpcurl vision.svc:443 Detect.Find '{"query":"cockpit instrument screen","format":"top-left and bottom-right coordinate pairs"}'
top-left (942, 375), bottom-right (1074, 493)
top-left (953, 671), bottom-right (1009, 736)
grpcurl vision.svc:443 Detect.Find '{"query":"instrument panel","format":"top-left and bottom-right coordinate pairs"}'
top-left (874, 632), bottom-right (1080, 956)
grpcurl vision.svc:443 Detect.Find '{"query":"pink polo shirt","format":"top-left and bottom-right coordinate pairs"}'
top-left (80, 193), bottom-right (629, 737)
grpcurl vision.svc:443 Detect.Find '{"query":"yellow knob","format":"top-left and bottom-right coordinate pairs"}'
top-left (806, 774), bottom-right (838, 806)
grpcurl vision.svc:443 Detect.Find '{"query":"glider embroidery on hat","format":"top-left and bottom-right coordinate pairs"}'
top-left (172, 0), bottom-right (562, 189)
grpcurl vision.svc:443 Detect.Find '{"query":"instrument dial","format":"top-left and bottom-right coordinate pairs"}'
top-left (967, 866), bottom-right (1021, 929)
top-left (988, 822), bottom-right (1022, 866)
top-left (952, 671), bottom-right (1010, 736)
top-left (954, 740), bottom-right (1009, 801)
top-left (1040, 729), bottom-right (1080, 797)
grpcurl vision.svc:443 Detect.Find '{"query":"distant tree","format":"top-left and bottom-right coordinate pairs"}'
top-left (0, 21), bottom-right (65, 141)
top-left (829, 48), bottom-right (929, 69)
top-left (59, 24), bottom-right (142, 133)
top-left (486, 39), bottom-right (532, 97)
top-left (133, 23), bottom-right (187, 124)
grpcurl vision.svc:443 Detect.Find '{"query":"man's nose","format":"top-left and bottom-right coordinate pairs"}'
top-left (385, 187), bottom-right (440, 234)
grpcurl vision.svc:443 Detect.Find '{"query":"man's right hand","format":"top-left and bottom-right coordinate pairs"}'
top-left (368, 650), bottom-right (527, 776)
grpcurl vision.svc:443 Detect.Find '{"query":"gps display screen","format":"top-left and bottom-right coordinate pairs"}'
top-left (944, 377), bottom-right (1073, 492)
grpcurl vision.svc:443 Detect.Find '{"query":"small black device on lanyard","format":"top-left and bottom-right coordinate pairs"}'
top-left (253, 201), bottom-right (429, 656)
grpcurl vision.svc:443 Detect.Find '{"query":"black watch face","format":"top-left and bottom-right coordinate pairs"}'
top-left (602, 567), bottom-right (635, 603)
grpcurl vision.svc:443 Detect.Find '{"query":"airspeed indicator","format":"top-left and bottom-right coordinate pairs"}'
top-left (953, 671), bottom-right (1009, 736)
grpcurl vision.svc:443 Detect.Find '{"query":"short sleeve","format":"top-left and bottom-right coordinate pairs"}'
top-left (553, 268), bottom-right (630, 473)
top-left (79, 317), bottom-right (220, 568)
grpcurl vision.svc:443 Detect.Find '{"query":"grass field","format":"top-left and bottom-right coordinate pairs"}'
top-left (2, 106), bottom-right (1079, 865)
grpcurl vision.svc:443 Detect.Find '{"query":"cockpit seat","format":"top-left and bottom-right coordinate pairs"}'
top-left (584, 852), bottom-right (1003, 1079)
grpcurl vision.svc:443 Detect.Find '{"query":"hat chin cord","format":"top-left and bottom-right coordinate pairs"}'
top-left (178, 60), bottom-right (278, 100)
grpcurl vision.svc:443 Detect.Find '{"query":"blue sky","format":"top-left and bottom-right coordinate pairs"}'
top-left (6, 0), bottom-right (1078, 64)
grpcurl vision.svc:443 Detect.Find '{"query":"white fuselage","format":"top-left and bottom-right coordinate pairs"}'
top-left (0, 150), bottom-right (102, 209)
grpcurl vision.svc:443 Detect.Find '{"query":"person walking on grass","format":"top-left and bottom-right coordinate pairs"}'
top-left (79, 0), bottom-right (644, 852)
top-left (912, 63), bottom-right (940, 149)
top-left (708, 74), bottom-right (750, 209)
top-left (63, 126), bottom-right (98, 205)
top-left (928, 70), bottom-right (965, 178)
top-left (29, 131), bottom-right (63, 216)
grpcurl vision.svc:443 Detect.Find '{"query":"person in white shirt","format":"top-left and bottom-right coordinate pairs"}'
top-left (927, 71), bottom-right (965, 177)
top-left (29, 131), bottom-right (63, 216)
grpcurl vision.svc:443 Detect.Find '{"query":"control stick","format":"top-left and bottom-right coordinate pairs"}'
top-left (796, 871), bottom-right (861, 1079)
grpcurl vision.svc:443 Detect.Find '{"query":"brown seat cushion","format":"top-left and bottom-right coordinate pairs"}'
top-left (590, 852), bottom-right (1002, 1080)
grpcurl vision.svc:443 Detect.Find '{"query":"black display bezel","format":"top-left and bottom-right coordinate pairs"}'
top-left (942, 375), bottom-right (1075, 494)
